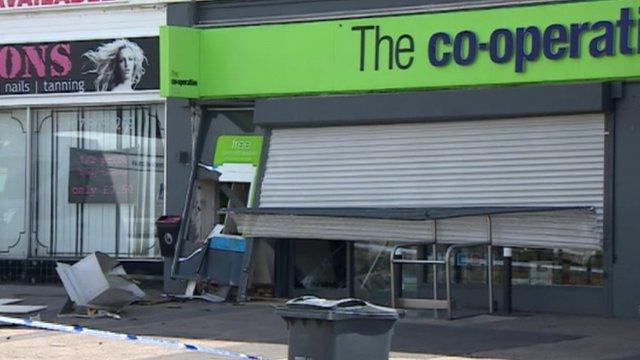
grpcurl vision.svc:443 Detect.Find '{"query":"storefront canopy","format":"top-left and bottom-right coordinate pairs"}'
top-left (229, 206), bottom-right (601, 251)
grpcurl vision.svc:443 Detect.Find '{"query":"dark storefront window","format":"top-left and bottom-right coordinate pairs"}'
top-left (292, 240), bottom-right (603, 305)
top-left (394, 245), bottom-right (603, 288)
top-left (352, 242), bottom-right (603, 305)
top-left (450, 247), bottom-right (603, 287)
top-left (510, 248), bottom-right (603, 286)
top-left (411, 246), bottom-right (604, 287)
top-left (354, 242), bottom-right (393, 304)
top-left (293, 240), bottom-right (347, 290)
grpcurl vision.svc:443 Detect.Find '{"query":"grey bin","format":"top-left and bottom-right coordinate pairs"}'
top-left (276, 296), bottom-right (402, 360)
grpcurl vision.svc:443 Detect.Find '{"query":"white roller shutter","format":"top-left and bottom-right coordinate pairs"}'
top-left (257, 114), bottom-right (605, 249)
top-left (261, 114), bottom-right (604, 212)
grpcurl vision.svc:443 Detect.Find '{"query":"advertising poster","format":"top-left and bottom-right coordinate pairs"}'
top-left (0, 37), bottom-right (158, 96)
top-left (68, 148), bottom-right (138, 204)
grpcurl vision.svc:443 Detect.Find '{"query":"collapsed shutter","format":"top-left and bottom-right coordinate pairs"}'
top-left (231, 208), bottom-right (601, 250)
top-left (255, 114), bottom-right (604, 249)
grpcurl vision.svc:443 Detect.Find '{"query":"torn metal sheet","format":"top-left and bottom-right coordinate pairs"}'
top-left (56, 252), bottom-right (145, 312)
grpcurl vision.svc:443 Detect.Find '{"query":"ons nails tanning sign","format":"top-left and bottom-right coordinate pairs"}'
top-left (160, 0), bottom-right (640, 99)
top-left (0, 37), bottom-right (158, 96)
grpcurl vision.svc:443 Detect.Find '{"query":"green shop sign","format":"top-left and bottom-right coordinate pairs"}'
top-left (213, 135), bottom-right (263, 167)
top-left (161, 0), bottom-right (640, 99)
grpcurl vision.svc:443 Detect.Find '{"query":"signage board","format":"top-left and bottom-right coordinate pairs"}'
top-left (161, 0), bottom-right (640, 99)
top-left (160, 26), bottom-right (199, 99)
top-left (68, 148), bottom-right (138, 204)
top-left (0, 37), bottom-right (158, 96)
top-left (213, 135), bottom-right (263, 167)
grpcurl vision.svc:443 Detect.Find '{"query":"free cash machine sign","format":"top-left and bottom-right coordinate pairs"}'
top-left (214, 135), bottom-right (263, 167)
top-left (161, 0), bottom-right (640, 99)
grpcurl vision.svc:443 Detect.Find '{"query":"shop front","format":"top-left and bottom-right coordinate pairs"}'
top-left (0, 0), bottom-right (173, 281)
top-left (162, 0), bottom-right (640, 318)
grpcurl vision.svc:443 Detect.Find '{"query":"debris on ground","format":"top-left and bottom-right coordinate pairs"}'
top-left (0, 298), bottom-right (47, 319)
top-left (56, 252), bottom-right (145, 318)
top-left (0, 299), bottom-right (22, 306)
top-left (0, 305), bottom-right (48, 314)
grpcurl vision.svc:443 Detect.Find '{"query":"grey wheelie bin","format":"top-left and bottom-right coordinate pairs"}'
top-left (276, 296), bottom-right (401, 360)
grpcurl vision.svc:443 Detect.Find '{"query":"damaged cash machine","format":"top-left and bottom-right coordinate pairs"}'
top-left (161, 129), bottom-right (265, 303)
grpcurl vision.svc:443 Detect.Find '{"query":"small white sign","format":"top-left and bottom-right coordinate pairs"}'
top-left (216, 163), bottom-right (256, 183)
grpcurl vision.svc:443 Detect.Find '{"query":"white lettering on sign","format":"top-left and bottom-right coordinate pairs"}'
top-left (0, 0), bottom-right (117, 11)
top-left (231, 139), bottom-right (251, 150)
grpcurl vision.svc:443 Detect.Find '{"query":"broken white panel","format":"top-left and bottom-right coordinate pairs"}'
top-left (0, 305), bottom-right (47, 314)
top-left (0, 299), bottom-right (22, 306)
top-left (56, 252), bottom-right (145, 311)
top-left (216, 163), bottom-right (256, 183)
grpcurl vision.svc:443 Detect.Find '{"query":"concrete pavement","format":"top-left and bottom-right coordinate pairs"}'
top-left (1, 284), bottom-right (640, 359)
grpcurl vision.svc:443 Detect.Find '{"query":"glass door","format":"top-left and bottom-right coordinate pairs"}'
top-left (0, 110), bottom-right (27, 258)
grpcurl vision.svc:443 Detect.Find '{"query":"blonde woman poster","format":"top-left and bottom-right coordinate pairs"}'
top-left (83, 39), bottom-right (148, 92)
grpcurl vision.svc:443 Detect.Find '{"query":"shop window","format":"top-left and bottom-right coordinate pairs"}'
top-left (354, 242), bottom-right (602, 306)
top-left (0, 110), bottom-right (27, 258)
top-left (510, 248), bottom-right (603, 287)
top-left (32, 105), bottom-right (165, 258)
top-left (293, 240), bottom-right (347, 290)
top-left (354, 242), bottom-right (393, 305)
top-left (449, 247), bottom-right (603, 287)
top-left (449, 246), bottom-right (491, 285)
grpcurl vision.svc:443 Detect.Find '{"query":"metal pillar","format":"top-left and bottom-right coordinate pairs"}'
top-left (432, 221), bottom-right (438, 318)
top-left (486, 216), bottom-right (494, 313)
top-left (25, 107), bottom-right (33, 257)
top-left (503, 247), bottom-right (513, 314)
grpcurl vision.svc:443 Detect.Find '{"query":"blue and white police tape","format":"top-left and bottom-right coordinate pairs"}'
top-left (0, 315), bottom-right (265, 359)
